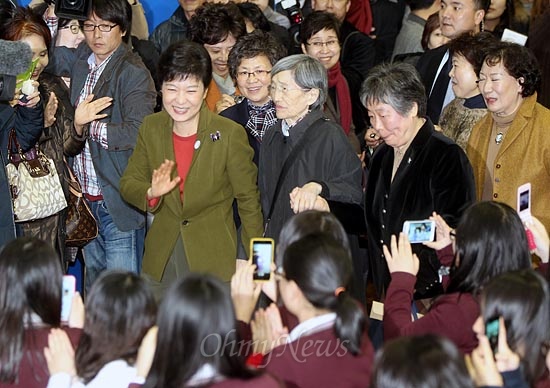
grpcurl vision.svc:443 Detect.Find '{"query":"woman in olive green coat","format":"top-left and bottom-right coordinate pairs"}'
top-left (120, 41), bottom-right (263, 296)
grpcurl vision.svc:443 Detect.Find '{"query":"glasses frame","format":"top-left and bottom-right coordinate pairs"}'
top-left (82, 23), bottom-right (118, 32)
top-left (306, 40), bottom-right (340, 49)
top-left (268, 84), bottom-right (310, 95)
top-left (236, 69), bottom-right (271, 80)
top-left (59, 24), bottom-right (82, 34)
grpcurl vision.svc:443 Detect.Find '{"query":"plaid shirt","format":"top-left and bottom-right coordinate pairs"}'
top-left (245, 100), bottom-right (277, 141)
top-left (43, 9), bottom-right (58, 42)
top-left (73, 53), bottom-right (113, 196)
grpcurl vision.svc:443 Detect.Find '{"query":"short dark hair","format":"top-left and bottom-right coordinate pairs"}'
top-left (371, 335), bottom-right (474, 388)
top-left (228, 29), bottom-right (286, 80)
top-left (360, 61), bottom-right (427, 117)
top-left (448, 201), bottom-right (531, 294)
top-left (157, 40), bottom-right (212, 87)
top-left (75, 271), bottom-right (157, 384)
top-left (407, 0), bottom-right (438, 12)
top-left (0, 237), bottom-right (62, 383)
top-left (299, 11), bottom-right (341, 45)
top-left (143, 274), bottom-right (258, 388)
top-left (283, 234), bottom-right (366, 355)
top-left (236, 2), bottom-right (270, 31)
top-left (90, 0), bottom-right (132, 42)
top-left (447, 31), bottom-right (499, 74)
top-left (481, 269), bottom-right (550, 384)
top-left (189, 2), bottom-right (246, 45)
top-left (277, 210), bottom-right (350, 263)
top-left (483, 41), bottom-right (541, 97)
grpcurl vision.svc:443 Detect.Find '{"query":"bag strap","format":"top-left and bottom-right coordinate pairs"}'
top-left (7, 128), bottom-right (21, 157)
top-left (264, 117), bottom-right (324, 235)
top-left (64, 158), bottom-right (83, 198)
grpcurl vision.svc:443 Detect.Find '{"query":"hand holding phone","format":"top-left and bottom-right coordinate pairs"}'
top-left (61, 275), bottom-right (76, 323)
top-left (485, 317), bottom-right (499, 355)
top-left (250, 238), bottom-right (274, 281)
top-left (402, 220), bottom-right (436, 244)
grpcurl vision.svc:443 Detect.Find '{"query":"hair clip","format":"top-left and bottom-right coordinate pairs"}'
top-left (210, 131), bottom-right (221, 142)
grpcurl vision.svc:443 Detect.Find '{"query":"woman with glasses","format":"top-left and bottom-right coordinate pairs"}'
top-left (120, 41), bottom-right (263, 299)
top-left (382, 201), bottom-right (533, 354)
top-left (467, 41), bottom-right (550, 237)
top-left (300, 11), bottom-right (360, 153)
top-left (258, 54), bottom-right (363, 244)
top-left (220, 30), bottom-right (286, 166)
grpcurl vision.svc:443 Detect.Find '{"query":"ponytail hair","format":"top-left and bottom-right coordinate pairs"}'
top-left (283, 233), bottom-right (366, 354)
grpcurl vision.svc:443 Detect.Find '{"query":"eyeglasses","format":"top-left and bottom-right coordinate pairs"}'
top-left (82, 23), bottom-right (118, 32)
top-left (268, 84), bottom-right (310, 95)
top-left (59, 24), bottom-right (81, 34)
top-left (306, 40), bottom-right (339, 49)
top-left (236, 69), bottom-right (271, 80)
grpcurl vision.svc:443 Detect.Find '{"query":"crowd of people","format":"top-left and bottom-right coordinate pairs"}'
top-left (1, 0), bottom-right (550, 386)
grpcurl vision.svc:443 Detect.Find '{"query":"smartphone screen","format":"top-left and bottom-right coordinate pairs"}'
top-left (251, 239), bottom-right (274, 281)
top-left (517, 183), bottom-right (532, 222)
top-left (519, 189), bottom-right (530, 212)
top-left (403, 220), bottom-right (435, 243)
top-left (485, 317), bottom-right (499, 354)
top-left (61, 275), bottom-right (76, 323)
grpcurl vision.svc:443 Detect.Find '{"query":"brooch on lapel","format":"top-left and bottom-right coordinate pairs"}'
top-left (210, 131), bottom-right (221, 142)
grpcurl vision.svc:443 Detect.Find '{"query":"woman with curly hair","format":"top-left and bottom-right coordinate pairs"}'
top-left (466, 41), bottom-right (550, 234)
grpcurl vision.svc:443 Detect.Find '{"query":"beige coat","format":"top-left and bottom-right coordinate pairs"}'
top-left (467, 93), bottom-right (550, 231)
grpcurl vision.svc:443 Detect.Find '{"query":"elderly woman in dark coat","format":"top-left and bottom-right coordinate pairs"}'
top-left (362, 62), bottom-right (475, 299)
top-left (258, 54), bottom-right (363, 244)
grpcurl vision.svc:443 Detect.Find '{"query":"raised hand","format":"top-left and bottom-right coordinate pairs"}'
top-left (231, 260), bottom-right (262, 323)
top-left (74, 94), bottom-right (113, 135)
top-left (43, 329), bottom-right (76, 376)
top-left (423, 212), bottom-right (453, 251)
top-left (383, 233), bottom-right (420, 275)
top-left (149, 159), bottom-right (181, 198)
top-left (44, 92), bottom-right (58, 128)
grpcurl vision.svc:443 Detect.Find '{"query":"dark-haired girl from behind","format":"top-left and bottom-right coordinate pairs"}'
top-left (251, 233), bottom-right (374, 388)
top-left (138, 274), bottom-right (282, 388)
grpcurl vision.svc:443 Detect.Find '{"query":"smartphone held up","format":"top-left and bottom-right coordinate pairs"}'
top-left (250, 237), bottom-right (274, 281)
top-left (402, 220), bottom-right (436, 244)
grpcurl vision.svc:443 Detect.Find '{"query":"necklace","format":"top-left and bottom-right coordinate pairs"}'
top-left (495, 132), bottom-right (504, 145)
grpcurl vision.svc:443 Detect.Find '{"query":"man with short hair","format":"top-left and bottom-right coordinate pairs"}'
top-left (392, 0), bottom-right (441, 60)
top-left (416, 0), bottom-right (489, 123)
top-left (149, 0), bottom-right (205, 55)
top-left (312, 0), bottom-right (375, 132)
top-left (47, 0), bottom-right (156, 291)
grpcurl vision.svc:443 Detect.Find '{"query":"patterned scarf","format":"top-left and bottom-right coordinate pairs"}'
top-left (246, 99), bottom-right (277, 141)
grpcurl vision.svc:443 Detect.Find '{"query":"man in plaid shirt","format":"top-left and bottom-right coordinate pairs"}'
top-left (47, 0), bottom-right (156, 291)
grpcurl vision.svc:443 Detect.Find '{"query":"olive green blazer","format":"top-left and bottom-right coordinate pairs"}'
top-left (120, 104), bottom-right (263, 281)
